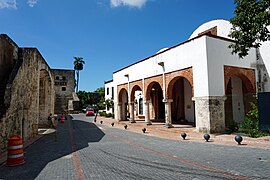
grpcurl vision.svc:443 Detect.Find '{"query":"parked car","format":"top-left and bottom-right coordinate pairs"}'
top-left (86, 108), bottom-right (95, 116)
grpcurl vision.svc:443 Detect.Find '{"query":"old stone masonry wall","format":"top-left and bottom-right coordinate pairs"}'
top-left (193, 96), bottom-right (226, 133)
top-left (0, 49), bottom-right (55, 155)
top-left (0, 34), bottom-right (75, 153)
top-left (0, 49), bottom-right (41, 151)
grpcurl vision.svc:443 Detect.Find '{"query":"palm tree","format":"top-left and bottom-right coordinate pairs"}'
top-left (73, 57), bottom-right (85, 92)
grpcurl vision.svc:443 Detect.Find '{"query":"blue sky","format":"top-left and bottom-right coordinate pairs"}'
top-left (0, 0), bottom-right (236, 92)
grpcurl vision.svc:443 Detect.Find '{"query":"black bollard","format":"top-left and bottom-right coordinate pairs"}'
top-left (111, 122), bottom-right (114, 127)
top-left (100, 121), bottom-right (103, 124)
top-left (142, 128), bottom-right (146, 133)
top-left (234, 135), bottom-right (243, 145)
top-left (124, 125), bottom-right (128, 129)
top-left (181, 132), bottom-right (187, 140)
top-left (204, 134), bottom-right (210, 142)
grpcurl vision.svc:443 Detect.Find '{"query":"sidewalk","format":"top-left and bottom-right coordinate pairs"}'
top-left (0, 130), bottom-right (54, 166)
top-left (96, 116), bottom-right (270, 149)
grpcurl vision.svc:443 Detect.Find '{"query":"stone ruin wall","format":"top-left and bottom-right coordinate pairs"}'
top-left (0, 35), bottom-right (18, 83)
top-left (0, 48), bottom-right (41, 152)
top-left (0, 34), bottom-right (75, 153)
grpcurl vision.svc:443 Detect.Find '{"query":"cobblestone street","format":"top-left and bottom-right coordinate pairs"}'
top-left (0, 114), bottom-right (269, 180)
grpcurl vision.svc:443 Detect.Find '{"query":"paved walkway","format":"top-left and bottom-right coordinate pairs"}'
top-left (96, 115), bottom-right (270, 149)
top-left (1, 114), bottom-right (269, 167)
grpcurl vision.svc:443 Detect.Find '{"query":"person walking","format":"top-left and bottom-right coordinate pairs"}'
top-left (47, 113), bottom-right (53, 128)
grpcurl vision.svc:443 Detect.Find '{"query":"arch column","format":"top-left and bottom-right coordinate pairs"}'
top-left (164, 99), bottom-right (173, 128)
top-left (117, 102), bottom-right (122, 121)
top-left (144, 100), bottom-right (152, 125)
top-left (129, 102), bottom-right (136, 123)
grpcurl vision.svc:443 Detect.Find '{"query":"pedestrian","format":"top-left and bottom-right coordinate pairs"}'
top-left (48, 113), bottom-right (53, 128)
top-left (52, 115), bottom-right (58, 128)
top-left (94, 108), bottom-right (99, 122)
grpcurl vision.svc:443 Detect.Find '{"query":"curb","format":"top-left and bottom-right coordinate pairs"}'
top-left (96, 116), bottom-right (270, 149)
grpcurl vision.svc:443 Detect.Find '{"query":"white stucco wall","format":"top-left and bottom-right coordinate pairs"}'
top-left (206, 36), bottom-right (257, 96)
top-left (260, 40), bottom-right (270, 92)
top-left (113, 35), bottom-right (257, 98)
top-left (105, 81), bottom-right (114, 100)
top-left (113, 36), bottom-right (209, 97)
top-left (104, 80), bottom-right (114, 114)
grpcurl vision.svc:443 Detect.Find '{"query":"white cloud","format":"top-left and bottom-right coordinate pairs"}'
top-left (111, 0), bottom-right (148, 8)
top-left (0, 0), bottom-right (17, 9)
top-left (27, 0), bottom-right (38, 7)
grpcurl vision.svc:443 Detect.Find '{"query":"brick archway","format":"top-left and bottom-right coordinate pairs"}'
top-left (167, 67), bottom-right (193, 99)
top-left (118, 87), bottom-right (128, 103)
top-left (145, 80), bottom-right (163, 101)
top-left (118, 87), bottom-right (129, 121)
top-left (145, 81), bottom-right (165, 120)
top-left (130, 80), bottom-right (143, 102)
top-left (224, 66), bottom-right (256, 127)
top-left (224, 66), bottom-right (256, 94)
top-left (166, 68), bottom-right (194, 125)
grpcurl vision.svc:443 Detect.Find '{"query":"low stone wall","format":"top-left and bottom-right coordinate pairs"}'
top-left (193, 96), bottom-right (226, 133)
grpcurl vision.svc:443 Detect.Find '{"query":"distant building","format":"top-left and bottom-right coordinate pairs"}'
top-left (105, 20), bottom-right (270, 133)
top-left (51, 69), bottom-right (78, 114)
top-left (104, 80), bottom-right (114, 114)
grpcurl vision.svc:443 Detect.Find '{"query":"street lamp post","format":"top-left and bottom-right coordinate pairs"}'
top-left (158, 61), bottom-right (173, 128)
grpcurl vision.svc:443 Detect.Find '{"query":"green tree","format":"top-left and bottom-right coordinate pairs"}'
top-left (105, 98), bottom-right (114, 109)
top-left (73, 57), bottom-right (85, 92)
top-left (229, 0), bottom-right (270, 58)
top-left (95, 87), bottom-right (105, 110)
top-left (95, 87), bottom-right (105, 97)
top-left (77, 91), bottom-right (90, 108)
top-left (240, 102), bottom-right (265, 137)
top-left (77, 87), bottom-right (106, 110)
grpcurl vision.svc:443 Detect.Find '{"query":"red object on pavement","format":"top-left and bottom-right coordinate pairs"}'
top-left (86, 108), bottom-right (95, 116)
top-left (60, 115), bottom-right (65, 123)
top-left (6, 135), bottom-right (25, 166)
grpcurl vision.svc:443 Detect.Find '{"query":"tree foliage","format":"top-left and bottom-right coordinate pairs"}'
top-left (73, 57), bottom-right (85, 70)
top-left (229, 0), bottom-right (270, 58)
top-left (77, 87), bottom-right (106, 110)
top-left (73, 57), bottom-right (85, 92)
top-left (95, 87), bottom-right (106, 110)
top-left (94, 87), bottom-right (105, 97)
top-left (105, 98), bottom-right (114, 109)
top-left (240, 102), bottom-right (266, 137)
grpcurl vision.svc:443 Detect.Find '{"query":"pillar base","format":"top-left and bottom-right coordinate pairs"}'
top-left (193, 96), bottom-right (226, 133)
top-left (145, 121), bottom-right (152, 125)
top-left (164, 123), bottom-right (173, 128)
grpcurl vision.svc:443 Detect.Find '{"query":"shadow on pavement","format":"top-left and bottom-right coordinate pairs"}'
top-left (0, 115), bottom-right (105, 180)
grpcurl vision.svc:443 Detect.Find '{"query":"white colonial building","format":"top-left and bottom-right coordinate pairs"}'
top-left (104, 80), bottom-right (114, 114)
top-left (105, 19), bottom-right (270, 133)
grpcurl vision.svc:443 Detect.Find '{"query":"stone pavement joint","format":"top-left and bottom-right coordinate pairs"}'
top-left (96, 116), bottom-right (270, 149)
